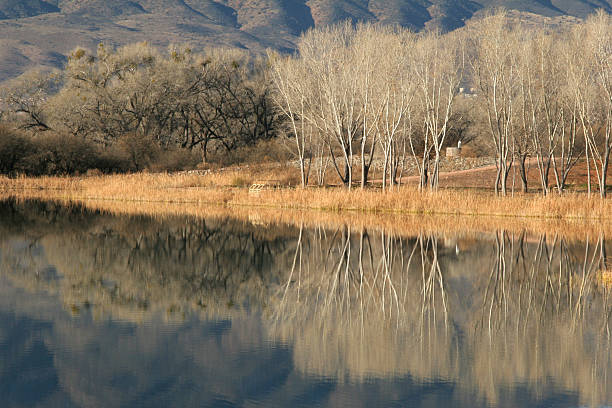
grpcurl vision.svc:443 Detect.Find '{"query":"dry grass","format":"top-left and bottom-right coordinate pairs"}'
top-left (599, 270), bottom-right (612, 289)
top-left (1, 172), bottom-right (611, 241)
top-left (1, 172), bottom-right (610, 216)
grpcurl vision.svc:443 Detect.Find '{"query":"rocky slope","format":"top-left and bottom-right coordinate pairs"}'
top-left (0, 0), bottom-right (609, 80)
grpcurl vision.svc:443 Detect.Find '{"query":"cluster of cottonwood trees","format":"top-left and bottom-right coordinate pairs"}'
top-left (271, 11), bottom-right (612, 196)
top-left (1, 43), bottom-right (280, 163)
top-left (270, 22), bottom-right (462, 191)
top-left (1, 11), bottom-right (610, 195)
top-left (470, 11), bottom-right (612, 197)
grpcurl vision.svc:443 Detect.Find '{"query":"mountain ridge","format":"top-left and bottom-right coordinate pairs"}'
top-left (0, 0), bottom-right (609, 81)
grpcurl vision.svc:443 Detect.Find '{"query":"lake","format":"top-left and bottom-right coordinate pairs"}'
top-left (0, 198), bottom-right (610, 407)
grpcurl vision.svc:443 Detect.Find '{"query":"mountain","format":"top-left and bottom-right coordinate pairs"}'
top-left (0, 0), bottom-right (610, 81)
top-left (0, 0), bottom-right (59, 19)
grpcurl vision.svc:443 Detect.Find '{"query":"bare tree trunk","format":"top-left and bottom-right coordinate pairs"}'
top-left (517, 154), bottom-right (528, 193)
top-left (600, 145), bottom-right (610, 198)
top-left (495, 161), bottom-right (501, 196)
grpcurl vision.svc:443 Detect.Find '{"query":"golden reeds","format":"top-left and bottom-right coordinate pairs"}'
top-left (1, 172), bottom-right (611, 241)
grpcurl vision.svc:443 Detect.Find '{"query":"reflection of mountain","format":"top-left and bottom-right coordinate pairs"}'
top-left (0, 199), bottom-right (610, 407)
top-left (0, 282), bottom-right (301, 408)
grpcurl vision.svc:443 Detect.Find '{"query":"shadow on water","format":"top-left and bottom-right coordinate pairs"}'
top-left (0, 198), bottom-right (610, 407)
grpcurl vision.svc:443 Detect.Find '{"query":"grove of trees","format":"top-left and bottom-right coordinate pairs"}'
top-left (0, 10), bottom-right (610, 196)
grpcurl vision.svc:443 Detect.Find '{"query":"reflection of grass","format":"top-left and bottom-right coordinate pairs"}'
top-left (1, 197), bottom-right (610, 243)
top-left (598, 270), bottom-right (612, 289)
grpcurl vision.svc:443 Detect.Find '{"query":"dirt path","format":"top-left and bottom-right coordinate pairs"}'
top-left (377, 159), bottom-right (517, 188)
top-left (400, 161), bottom-right (502, 182)
top-left (379, 158), bottom-right (611, 191)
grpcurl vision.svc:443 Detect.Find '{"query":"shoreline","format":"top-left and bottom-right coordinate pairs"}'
top-left (1, 173), bottom-right (611, 240)
top-left (1, 172), bottom-right (611, 217)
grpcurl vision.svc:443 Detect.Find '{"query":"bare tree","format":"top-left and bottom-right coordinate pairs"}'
top-left (352, 24), bottom-right (395, 188)
top-left (0, 69), bottom-right (60, 132)
top-left (551, 32), bottom-right (582, 194)
top-left (51, 43), bottom-right (279, 158)
top-left (412, 30), bottom-right (462, 190)
top-left (297, 23), bottom-right (362, 188)
top-left (376, 30), bottom-right (416, 191)
top-left (584, 11), bottom-right (612, 198)
top-left (566, 12), bottom-right (612, 197)
top-left (268, 50), bottom-right (313, 187)
top-left (552, 92), bottom-right (581, 194)
top-left (285, 23), bottom-right (403, 189)
top-left (470, 12), bottom-right (521, 196)
top-left (517, 28), bottom-right (568, 195)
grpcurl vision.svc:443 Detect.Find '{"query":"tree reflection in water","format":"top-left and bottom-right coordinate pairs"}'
top-left (0, 199), bottom-right (610, 407)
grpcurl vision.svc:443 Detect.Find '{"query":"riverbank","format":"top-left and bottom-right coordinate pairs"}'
top-left (1, 172), bottom-right (610, 218)
top-left (1, 172), bottom-right (611, 225)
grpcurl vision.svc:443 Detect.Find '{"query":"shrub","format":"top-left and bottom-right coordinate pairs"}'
top-left (0, 127), bottom-right (222, 176)
top-left (0, 130), bottom-right (104, 176)
top-left (95, 145), bottom-right (134, 174)
top-left (0, 126), bottom-right (34, 175)
top-left (32, 133), bottom-right (100, 175)
top-left (276, 171), bottom-right (301, 187)
top-left (116, 133), bottom-right (161, 171)
top-left (85, 168), bottom-right (103, 177)
top-left (0, 127), bottom-right (132, 176)
top-left (207, 138), bottom-right (292, 166)
top-left (149, 148), bottom-right (201, 172)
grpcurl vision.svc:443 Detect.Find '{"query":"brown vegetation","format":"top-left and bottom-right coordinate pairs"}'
top-left (0, 11), bottom-right (611, 216)
top-left (270, 10), bottom-right (612, 195)
top-left (1, 13), bottom-right (609, 192)
top-left (1, 171), bottom-right (611, 241)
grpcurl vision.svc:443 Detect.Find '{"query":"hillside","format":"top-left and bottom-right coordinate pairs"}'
top-left (0, 0), bottom-right (59, 19)
top-left (0, 0), bottom-right (609, 81)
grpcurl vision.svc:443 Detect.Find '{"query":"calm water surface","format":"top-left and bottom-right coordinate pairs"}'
top-left (0, 199), bottom-right (610, 407)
